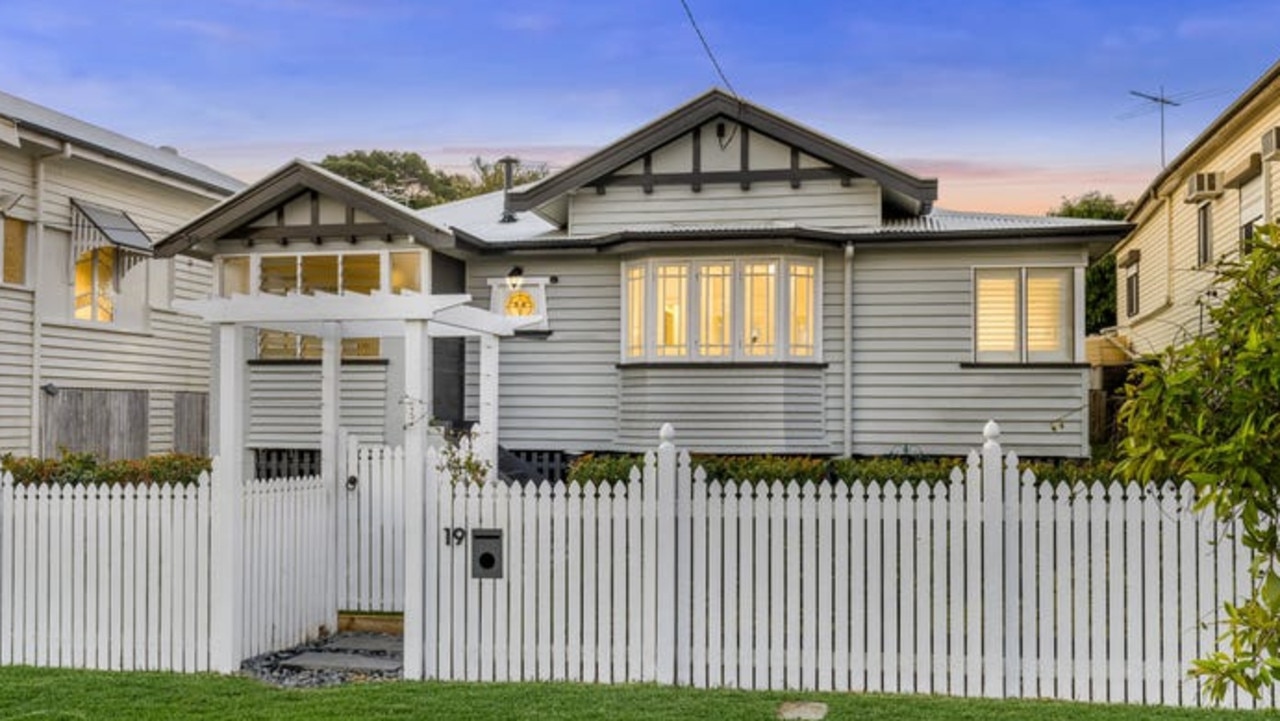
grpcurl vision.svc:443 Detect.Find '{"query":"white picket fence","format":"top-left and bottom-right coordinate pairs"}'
top-left (0, 474), bottom-right (212, 671)
top-left (240, 474), bottom-right (332, 659)
top-left (404, 424), bottom-right (1267, 708)
top-left (337, 438), bottom-right (405, 612)
top-left (0, 469), bottom-right (333, 672)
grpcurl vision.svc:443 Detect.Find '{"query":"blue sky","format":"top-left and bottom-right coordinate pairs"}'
top-left (2, 0), bottom-right (1278, 213)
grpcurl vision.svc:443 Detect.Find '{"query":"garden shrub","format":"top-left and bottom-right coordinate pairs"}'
top-left (0, 450), bottom-right (211, 486)
top-left (568, 450), bottom-right (1117, 486)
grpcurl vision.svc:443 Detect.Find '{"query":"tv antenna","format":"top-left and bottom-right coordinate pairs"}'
top-left (1121, 86), bottom-right (1227, 168)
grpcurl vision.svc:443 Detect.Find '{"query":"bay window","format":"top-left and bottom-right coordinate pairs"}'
top-left (974, 266), bottom-right (1076, 364)
top-left (623, 256), bottom-right (820, 362)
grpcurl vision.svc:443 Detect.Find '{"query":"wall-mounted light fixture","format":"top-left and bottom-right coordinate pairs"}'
top-left (40, 383), bottom-right (58, 397)
top-left (506, 266), bottom-right (525, 291)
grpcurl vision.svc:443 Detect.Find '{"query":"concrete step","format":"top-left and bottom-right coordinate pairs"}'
top-left (282, 651), bottom-right (403, 673)
top-left (323, 635), bottom-right (403, 654)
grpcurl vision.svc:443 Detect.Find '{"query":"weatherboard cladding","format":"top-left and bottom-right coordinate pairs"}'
top-left (462, 242), bottom-right (1088, 457)
top-left (0, 286), bottom-right (34, 455)
top-left (247, 363), bottom-right (389, 449)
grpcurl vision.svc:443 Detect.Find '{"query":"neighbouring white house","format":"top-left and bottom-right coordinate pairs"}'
top-left (0, 90), bottom-right (245, 460)
top-left (1115, 58), bottom-right (1280, 356)
top-left (158, 89), bottom-right (1129, 467)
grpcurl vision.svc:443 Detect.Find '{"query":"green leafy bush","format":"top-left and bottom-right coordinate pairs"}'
top-left (0, 451), bottom-right (211, 486)
top-left (568, 450), bottom-right (1116, 487)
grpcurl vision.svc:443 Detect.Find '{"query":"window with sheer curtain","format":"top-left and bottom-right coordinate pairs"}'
top-left (974, 267), bottom-right (1074, 363)
top-left (623, 256), bottom-right (819, 362)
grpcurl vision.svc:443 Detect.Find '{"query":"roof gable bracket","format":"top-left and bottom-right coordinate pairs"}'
top-left (691, 126), bottom-right (702, 193)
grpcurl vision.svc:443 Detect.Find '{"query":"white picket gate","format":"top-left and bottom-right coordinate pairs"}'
top-left (337, 438), bottom-right (405, 612)
top-left (404, 423), bottom-right (1267, 708)
top-left (239, 474), bottom-right (332, 659)
top-left (0, 473), bottom-right (212, 671)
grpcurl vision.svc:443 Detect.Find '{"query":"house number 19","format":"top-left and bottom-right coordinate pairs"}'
top-left (443, 527), bottom-right (467, 546)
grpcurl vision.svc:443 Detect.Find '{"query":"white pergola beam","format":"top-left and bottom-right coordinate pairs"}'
top-left (173, 291), bottom-right (472, 324)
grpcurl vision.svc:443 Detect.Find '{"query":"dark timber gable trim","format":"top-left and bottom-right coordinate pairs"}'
top-left (505, 88), bottom-right (939, 215)
top-left (153, 159), bottom-right (455, 259)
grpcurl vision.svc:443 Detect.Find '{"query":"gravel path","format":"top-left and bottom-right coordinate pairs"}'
top-left (240, 632), bottom-right (403, 688)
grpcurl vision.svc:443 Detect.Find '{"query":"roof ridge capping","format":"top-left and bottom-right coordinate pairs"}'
top-left (505, 88), bottom-right (939, 216)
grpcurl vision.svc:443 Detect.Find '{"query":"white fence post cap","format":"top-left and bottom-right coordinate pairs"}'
top-left (983, 420), bottom-right (1001, 443)
top-left (659, 423), bottom-right (676, 445)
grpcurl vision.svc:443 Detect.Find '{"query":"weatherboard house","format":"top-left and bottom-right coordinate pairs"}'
top-left (158, 90), bottom-right (1129, 469)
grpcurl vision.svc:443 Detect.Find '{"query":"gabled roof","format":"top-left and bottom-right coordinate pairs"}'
top-left (505, 88), bottom-right (939, 217)
top-left (422, 188), bottom-right (1129, 255)
top-left (1128, 57), bottom-right (1280, 221)
top-left (155, 159), bottom-right (453, 260)
top-left (0, 89), bottom-right (244, 195)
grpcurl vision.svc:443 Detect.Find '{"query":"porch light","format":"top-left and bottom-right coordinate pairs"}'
top-left (506, 266), bottom-right (525, 291)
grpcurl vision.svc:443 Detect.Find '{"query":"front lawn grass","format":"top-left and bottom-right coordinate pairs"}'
top-left (0, 667), bottom-right (1276, 720)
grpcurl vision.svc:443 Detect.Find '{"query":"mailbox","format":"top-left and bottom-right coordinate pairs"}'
top-left (471, 528), bottom-right (503, 579)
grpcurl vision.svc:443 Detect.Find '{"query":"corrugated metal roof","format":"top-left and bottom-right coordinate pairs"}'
top-left (0, 89), bottom-right (245, 195)
top-left (879, 209), bottom-right (1128, 234)
top-left (420, 192), bottom-right (1127, 247)
top-left (417, 188), bottom-right (559, 242)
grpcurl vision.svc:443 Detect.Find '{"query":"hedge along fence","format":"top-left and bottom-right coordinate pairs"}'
top-left (0, 451), bottom-right (211, 486)
top-left (567, 453), bottom-right (1118, 486)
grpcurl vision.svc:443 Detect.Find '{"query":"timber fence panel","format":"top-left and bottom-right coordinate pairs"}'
top-left (0, 473), bottom-right (212, 672)
top-left (401, 424), bottom-right (1278, 707)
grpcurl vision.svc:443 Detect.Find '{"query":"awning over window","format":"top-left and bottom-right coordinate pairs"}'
top-left (72, 198), bottom-right (153, 253)
top-left (71, 199), bottom-right (152, 274)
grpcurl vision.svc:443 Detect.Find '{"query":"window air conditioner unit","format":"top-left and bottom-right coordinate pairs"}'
top-left (1263, 127), bottom-right (1280, 162)
top-left (1185, 172), bottom-right (1223, 202)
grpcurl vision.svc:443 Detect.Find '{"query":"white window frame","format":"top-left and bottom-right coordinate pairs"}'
top-left (972, 265), bottom-right (1082, 364)
top-left (1197, 203), bottom-right (1213, 266)
top-left (1125, 261), bottom-right (1140, 318)
top-left (621, 255), bottom-right (823, 363)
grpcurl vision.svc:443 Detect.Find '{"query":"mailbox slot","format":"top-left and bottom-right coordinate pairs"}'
top-left (471, 528), bottom-right (503, 579)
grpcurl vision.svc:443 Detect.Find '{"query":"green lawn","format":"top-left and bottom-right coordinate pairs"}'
top-left (0, 667), bottom-right (1277, 720)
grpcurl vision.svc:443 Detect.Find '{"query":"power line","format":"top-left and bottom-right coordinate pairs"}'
top-left (679, 0), bottom-right (737, 98)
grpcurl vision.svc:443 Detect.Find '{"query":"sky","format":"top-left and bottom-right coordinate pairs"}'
top-left (1, 0), bottom-right (1278, 214)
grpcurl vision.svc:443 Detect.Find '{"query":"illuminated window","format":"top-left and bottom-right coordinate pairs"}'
top-left (74, 247), bottom-right (115, 322)
top-left (788, 262), bottom-right (815, 357)
top-left (698, 263), bottom-right (732, 357)
top-left (974, 267), bottom-right (1074, 363)
top-left (390, 252), bottom-right (422, 293)
top-left (623, 256), bottom-right (819, 362)
top-left (2, 217), bottom-right (26, 285)
top-left (626, 265), bottom-right (646, 358)
top-left (656, 264), bottom-right (688, 357)
top-left (246, 252), bottom-right (394, 359)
